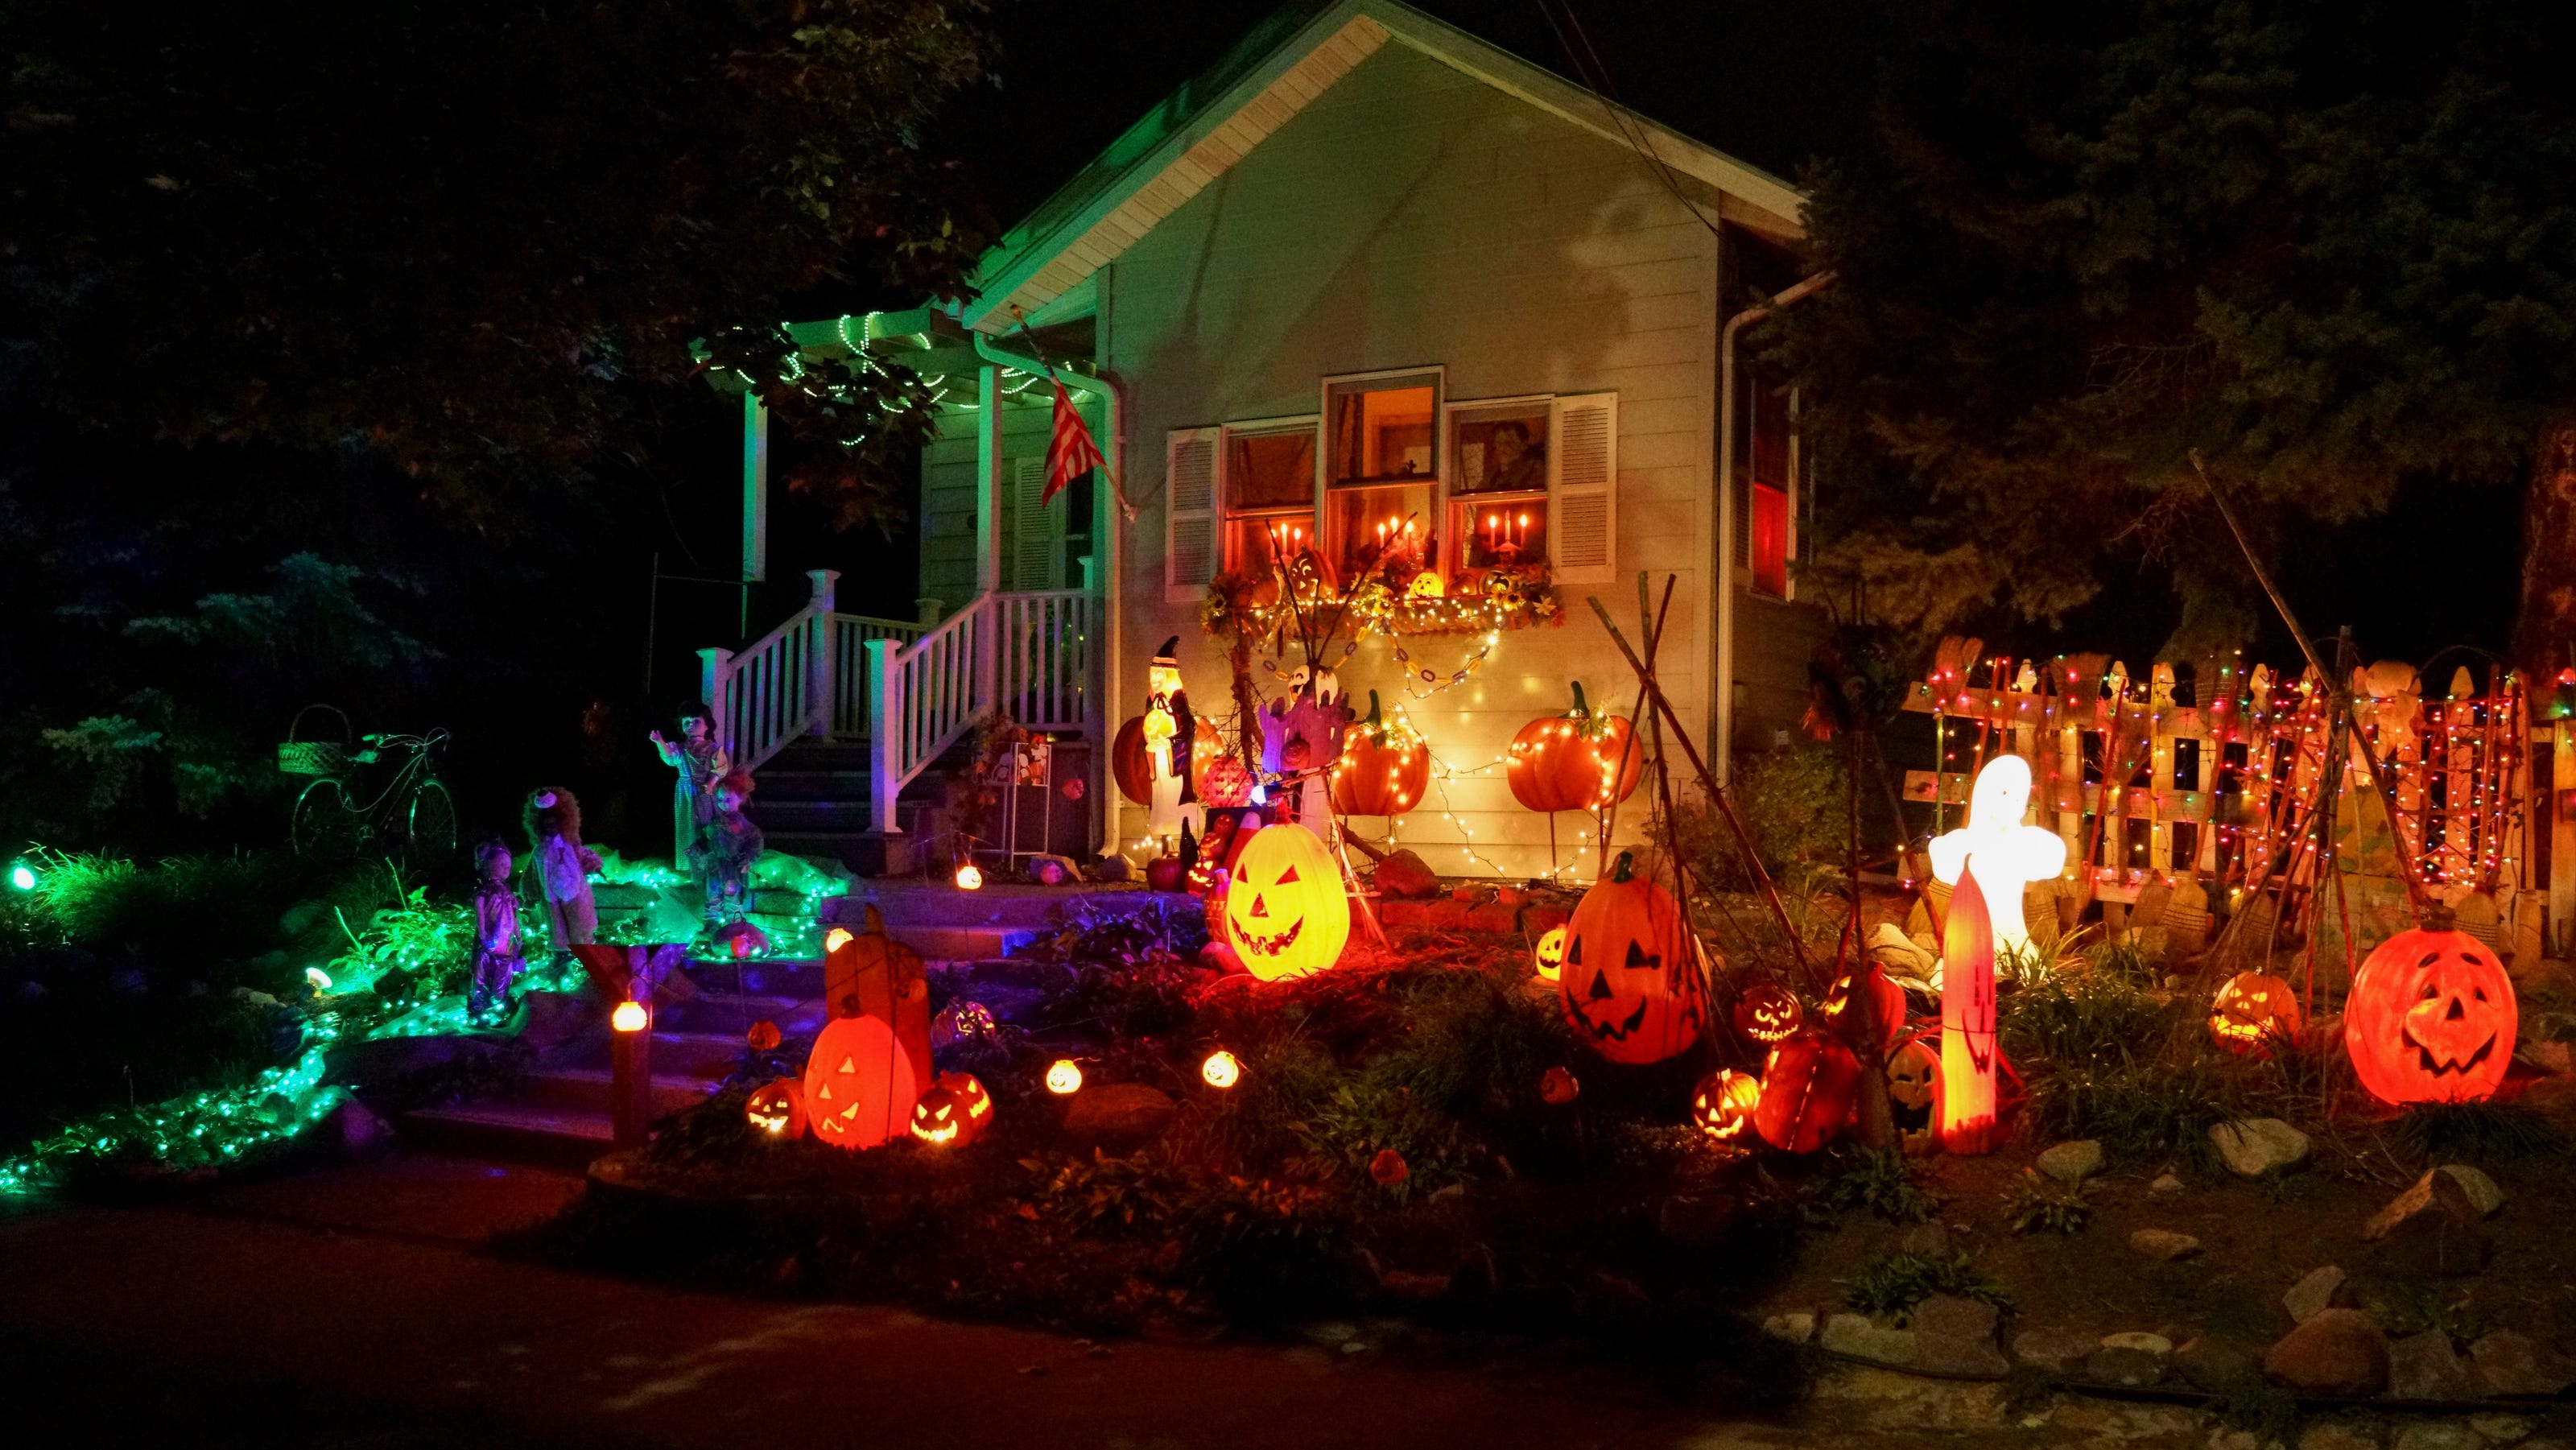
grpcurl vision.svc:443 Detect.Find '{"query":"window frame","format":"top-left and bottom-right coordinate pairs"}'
top-left (1216, 412), bottom-right (1323, 576)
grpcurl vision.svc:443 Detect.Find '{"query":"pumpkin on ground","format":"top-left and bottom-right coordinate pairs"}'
top-left (803, 1014), bottom-right (918, 1150)
top-left (1531, 924), bottom-right (1568, 982)
top-left (2344, 917), bottom-right (2517, 1105)
top-left (1558, 851), bottom-right (1704, 1064)
top-left (1733, 980), bottom-right (1803, 1045)
top-left (1755, 1032), bottom-right (1864, 1153)
top-left (1885, 1036), bottom-right (1942, 1152)
top-left (1822, 960), bottom-right (1909, 1056)
top-left (2208, 970), bottom-right (2302, 1055)
top-left (1506, 683), bottom-right (1645, 813)
top-left (1690, 1068), bottom-right (1763, 1141)
top-left (909, 1072), bottom-right (994, 1146)
top-left (1330, 692), bottom-right (1430, 818)
top-left (745, 1078), bottom-right (807, 1139)
top-left (1222, 822), bottom-right (1351, 981)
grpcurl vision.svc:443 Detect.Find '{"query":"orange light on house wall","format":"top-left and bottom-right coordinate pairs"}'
top-left (611, 999), bottom-right (649, 1033)
top-left (1938, 865), bottom-right (1999, 1155)
top-left (1200, 1051), bottom-right (1241, 1089)
top-left (1044, 1059), bottom-right (1084, 1095)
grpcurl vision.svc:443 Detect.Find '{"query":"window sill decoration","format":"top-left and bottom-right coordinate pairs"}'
top-left (1201, 562), bottom-right (1560, 642)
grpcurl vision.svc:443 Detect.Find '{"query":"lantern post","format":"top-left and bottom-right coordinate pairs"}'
top-left (610, 995), bottom-right (653, 1150)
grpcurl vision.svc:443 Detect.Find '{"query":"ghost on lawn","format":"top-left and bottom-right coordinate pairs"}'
top-left (1926, 754), bottom-right (2067, 961)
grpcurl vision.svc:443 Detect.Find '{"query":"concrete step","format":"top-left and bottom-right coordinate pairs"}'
top-left (653, 990), bottom-right (827, 1037)
top-left (398, 1101), bottom-right (617, 1171)
top-left (754, 768), bottom-right (873, 800)
top-left (514, 1064), bottom-right (720, 1117)
top-left (754, 799), bottom-right (881, 831)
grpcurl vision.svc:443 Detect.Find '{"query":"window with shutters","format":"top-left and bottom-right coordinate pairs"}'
top-left (1442, 392), bottom-right (1616, 585)
top-left (1220, 417), bottom-right (1319, 576)
top-left (1003, 458), bottom-right (1067, 590)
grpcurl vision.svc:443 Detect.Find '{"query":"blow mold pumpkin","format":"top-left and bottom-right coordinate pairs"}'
top-left (745, 1078), bottom-right (807, 1139)
top-left (1755, 1031), bottom-right (1863, 1154)
top-left (1885, 1036), bottom-right (1942, 1148)
top-left (1222, 822), bottom-right (1350, 981)
top-left (803, 1013), bottom-right (919, 1150)
top-left (1329, 692), bottom-right (1429, 818)
top-left (2344, 916), bottom-right (2516, 1105)
top-left (2209, 970), bottom-right (2301, 1055)
top-left (909, 1072), bottom-right (993, 1146)
top-left (1558, 851), bottom-right (1703, 1064)
top-left (1690, 1068), bottom-right (1762, 1141)
top-left (1507, 683), bottom-right (1644, 813)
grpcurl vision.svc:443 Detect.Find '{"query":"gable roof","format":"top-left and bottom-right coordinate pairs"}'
top-left (958, 0), bottom-right (1807, 335)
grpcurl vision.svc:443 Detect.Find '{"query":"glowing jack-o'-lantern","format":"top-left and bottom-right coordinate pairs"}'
top-left (1222, 822), bottom-right (1351, 981)
top-left (1733, 981), bottom-right (1803, 1045)
top-left (1755, 1032), bottom-right (1863, 1154)
top-left (1690, 1068), bottom-right (1762, 1141)
top-left (1201, 1051), bottom-right (1241, 1089)
top-left (1507, 683), bottom-right (1644, 813)
top-left (1329, 692), bottom-right (1429, 819)
top-left (1406, 570), bottom-right (1446, 599)
top-left (909, 1071), bottom-right (993, 1146)
top-left (746, 1078), bottom-right (807, 1138)
top-left (1199, 754), bottom-right (1254, 808)
top-left (1558, 851), bottom-right (1704, 1064)
top-left (2344, 917), bottom-right (2517, 1105)
top-left (1532, 925), bottom-right (1568, 982)
top-left (803, 1013), bottom-right (919, 1150)
top-left (1822, 962), bottom-right (1909, 1055)
top-left (1885, 1037), bottom-right (1942, 1150)
top-left (2209, 971), bottom-right (2302, 1055)
top-left (1045, 1059), bottom-right (1084, 1095)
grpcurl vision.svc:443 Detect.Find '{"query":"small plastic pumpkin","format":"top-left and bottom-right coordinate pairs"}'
top-left (2344, 917), bottom-right (2517, 1105)
top-left (803, 1013), bottom-right (919, 1150)
top-left (1199, 754), bottom-right (1255, 808)
top-left (745, 1078), bottom-right (807, 1139)
top-left (1329, 692), bottom-right (1429, 819)
top-left (1885, 1037), bottom-right (1942, 1150)
top-left (1690, 1068), bottom-right (1762, 1141)
top-left (1222, 822), bottom-right (1351, 981)
top-left (1506, 683), bottom-right (1644, 813)
top-left (1733, 981), bottom-right (1803, 1045)
top-left (1558, 851), bottom-right (1704, 1064)
top-left (2208, 970), bottom-right (2302, 1055)
top-left (1755, 1032), bottom-right (1863, 1154)
top-left (909, 1071), bottom-right (993, 1146)
top-left (1532, 925), bottom-right (1568, 982)
top-left (1538, 1065), bottom-right (1581, 1105)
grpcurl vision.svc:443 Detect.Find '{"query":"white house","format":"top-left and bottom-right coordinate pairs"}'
top-left (700, 0), bottom-right (1830, 878)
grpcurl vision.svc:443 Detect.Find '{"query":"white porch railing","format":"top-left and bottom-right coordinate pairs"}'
top-left (699, 571), bottom-right (1095, 828)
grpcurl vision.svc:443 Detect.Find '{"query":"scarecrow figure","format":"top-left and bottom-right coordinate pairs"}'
top-left (690, 770), bottom-right (763, 932)
top-left (648, 703), bottom-right (729, 872)
top-left (469, 838), bottom-right (529, 1026)
top-left (522, 787), bottom-right (603, 952)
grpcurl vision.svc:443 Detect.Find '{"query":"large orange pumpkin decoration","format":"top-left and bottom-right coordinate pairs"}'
top-left (1691, 1068), bottom-right (1763, 1141)
top-left (1507, 683), bottom-right (1645, 813)
top-left (746, 1078), bottom-right (807, 1139)
top-left (2344, 915), bottom-right (2517, 1105)
top-left (1558, 851), bottom-right (1704, 1064)
top-left (803, 1014), bottom-right (919, 1149)
top-left (1756, 1032), bottom-right (1863, 1153)
top-left (1222, 822), bottom-right (1351, 981)
top-left (909, 1072), bottom-right (994, 1146)
top-left (2208, 970), bottom-right (2302, 1055)
top-left (1329, 692), bottom-right (1429, 818)
top-left (1113, 716), bottom-right (1223, 805)
top-left (1733, 981), bottom-right (1803, 1045)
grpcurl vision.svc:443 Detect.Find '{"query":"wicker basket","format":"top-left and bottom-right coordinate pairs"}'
top-left (278, 704), bottom-right (353, 776)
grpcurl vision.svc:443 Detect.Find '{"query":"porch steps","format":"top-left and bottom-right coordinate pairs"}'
top-left (749, 739), bottom-right (947, 870)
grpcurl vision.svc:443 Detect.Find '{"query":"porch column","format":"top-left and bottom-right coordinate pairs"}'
top-left (806, 568), bottom-right (839, 740)
top-left (869, 638), bottom-right (902, 835)
top-left (973, 364), bottom-right (1004, 597)
top-left (698, 647), bottom-right (733, 755)
top-left (742, 392), bottom-right (770, 584)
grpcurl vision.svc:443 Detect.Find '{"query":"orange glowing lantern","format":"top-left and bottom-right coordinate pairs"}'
top-left (1044, 1059), bottom-right (1084, 1095)
top-left (1329, 692), bottom-right (1429, 819)
top-left (1532, 925), bottom-right (1567, 982)
top-left (745, 1078), bottom-right (807, 1138)
top-left (1506, 683), bottom-right (1644, 813)
top-left (1201, 1050), bottom-right (1242, 1089)
top-left (611, 999), bottom-right (649, 1034)
top-left (1733, 981), bottom-right (1803, 1045)
top-left (803, 1013), bottom-right (919, 1150)
top-left (2208, 971), bottom-right (2302, 1055)
top-left (2343, 915), bottom-right (2516, 1105)
top-left (1557, 851), bottom-right (1703, 1064)
top-left (1938, 865), bottom-right (2000, 1155)
top-left (1690, 1068), bottom-right (1762, 1141)
top-left (955, 862), bottom-right (984, 890)
top-left (1222, 822), bottom-right (1351, 981)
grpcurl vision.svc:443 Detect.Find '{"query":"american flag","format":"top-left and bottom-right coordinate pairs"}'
top-left (1043, 379), bottom-right (1104, 504)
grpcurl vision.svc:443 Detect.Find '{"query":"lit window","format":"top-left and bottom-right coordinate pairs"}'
top-left (1222, 422), bottom-right (1316, 574)
top-left (1323, 370), bottom-right (1440, 579)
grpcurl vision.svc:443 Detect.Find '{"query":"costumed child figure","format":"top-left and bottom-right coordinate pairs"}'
top-left (522, 787), bottom-right (603, 954)
top-left (649, 703), bottom-right (729, 873)
top-left (689, 769), bottom-right (764, 934)
top-left (1142, 638), bottom-right (1199, 845)
top-left (469, 838), bottom-right (529, 1026)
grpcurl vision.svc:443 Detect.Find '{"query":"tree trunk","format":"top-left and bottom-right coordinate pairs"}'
top-left (2512, 415), bottom-right (2576, 687)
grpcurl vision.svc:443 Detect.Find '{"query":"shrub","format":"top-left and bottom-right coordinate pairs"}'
top-left (1668, 744), bottom-right (1849, 890)
top-left (1814, 1146), bottom-right (1937, 1223)
top-left (1843, 1250), bottom-right (2013, 1317)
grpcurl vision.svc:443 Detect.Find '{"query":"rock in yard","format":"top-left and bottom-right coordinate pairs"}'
top-left (1061, 1082), bottom-right (1176, 1142)
top-left (2469, 1330), bottom-right (2576, 1397)
top-left (1761, 1312), bottom-right (1815, 1345)
top-left (2085, 1345), bottom-right (2168, 1386)
top-left (2211, 1117), bottom-right (2312, 1178)
top-left (2174, 1337), bottom-right (2260, 1391)
top-left (1819, 1312), bottom-right (1916, 1367)
top-left (1912, 1295), bottom-right (2011, 1378)
top-left (2284, 1266), bottom-right (2348, 1324)
top-left (2037, 1139), bottom-right (2105, 1183)
top-left (2011, 1326), bottom-right (2096, 1374)
top-left (328, 1097), bottom-right (396, 1158)
top-left (2264, 1307), bottom-right (2391, 1396)
top-left (2388, 1329), bottom-right (2479, 1400)
top-left (2297, 1420), bottom-right (2383, 1450)
top-left (2367, 1171), bottom-right (2496, 1279)
top-left (2151, 1171), bottom-right (2186, 1193)
top-left (1900, 1221), bottom-right (1951, 1257)
top-left (2392, 1424), bottom-right (2482, 1450)
top-left (2433, 1164), bottom-right (2504, 1217)
top-left (2467, 1415), bottom-right (2532, 1445)
top-left (2130, 1229), bottom-right (2202, 1261)
top-left (1372, 849), bottom-right (1440, 900)
top-left (2101, 1332), bottom-right (2175, 1357)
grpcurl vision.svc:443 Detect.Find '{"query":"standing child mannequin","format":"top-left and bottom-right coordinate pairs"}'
top-left (522, 787), bottom-right (603, 954)
top-left (691, 770), bottom-right (763, 934)
top-left (649, 704), bottom-right (729, 873)
top-left (469, 839), bottom-right (528, 1026)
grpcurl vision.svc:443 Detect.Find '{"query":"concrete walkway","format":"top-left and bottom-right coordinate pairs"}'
top-left (0, 1151), bottom-right (1843, 1450)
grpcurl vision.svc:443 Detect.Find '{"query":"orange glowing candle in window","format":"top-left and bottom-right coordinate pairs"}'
top-left (1938, 865), bottom-right (1998, 1155)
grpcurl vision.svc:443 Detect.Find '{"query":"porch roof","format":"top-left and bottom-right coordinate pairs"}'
top-left (955, 0), bottom-right (1809, 337)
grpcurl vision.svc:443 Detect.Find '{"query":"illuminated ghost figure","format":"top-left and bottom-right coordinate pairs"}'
top-left (1926, 755), bottom-right (2067, 960)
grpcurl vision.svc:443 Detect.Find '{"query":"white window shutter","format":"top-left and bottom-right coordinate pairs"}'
top-left (1550, 393), bottom-right (1617, 585)
top-left (1164, 426), bottom-right (1220, 601)
top-left (1009, 458), bottom-right (1062, 589)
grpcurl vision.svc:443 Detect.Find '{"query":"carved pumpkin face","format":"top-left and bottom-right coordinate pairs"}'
top-left (1223, 823), bottom-right (1350, 981)
top-left (746, 1078), bottom-right (807, 1138)
top-left (1406, 570), bottom-right (1446, 599)
top-left (1199, 754), bottom-right (1254, 808)
top-left (1755, 1032), bottom-right (1864, 1154)
top-left (2345, 925), bottom-right (2517, 1105)
top-left (1885, 1038), bottom-right (1942, 1147)
top-left (803, 1014), bottom-right (918, 1150)
top-left (1733, 981), bottom-right (1803, 1045)
top-left (1558, 853), bottom-right (1703, 1064)
top-left (1690, 1068), bottom-right (1762, 1141)
top-left (1532, 926), bottom-right (1567, 982)
top-left (2209, 971), bottom-right (2301, 1055)
top-left (1822, 962), bottom-right (1908, 1055)
top-left (909, 1072), bottom-right (993, 1146)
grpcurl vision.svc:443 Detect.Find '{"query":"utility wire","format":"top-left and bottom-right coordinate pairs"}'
top-left (1529, 0), bottom-right (1725, 238)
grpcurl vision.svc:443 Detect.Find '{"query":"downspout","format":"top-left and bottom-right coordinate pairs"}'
top-left (1715, 269), bottom-right (1834, 786)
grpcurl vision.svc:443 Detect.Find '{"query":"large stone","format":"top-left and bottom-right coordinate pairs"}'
top-left (2174, 1337), bottom-right (2260, 1391)
top-left (327, 1097), bottom-right (396, 1157)
top-left (2211, 1117), bottom-right (2312, 1177)
top-left (1373, 849), bottom-right (1440, 901)
top-left (2101, 1331), bottom-right (2175, 1357)
top-left (1820, 1312), bottom-right (1917, 1367)
top-left (2131, 1229), bottom-right (2202, 1261)
top-left (2285, 1266), bottom-right (2348, 1324)
top-left (2433, 1165), bottom-right (2504, 1217)
top-left (2468, 1330), bottom-right (2576, 1397)
top-left (2085, 1345), bottom-right (2168, 1386)
top-left (1761, 1311), bottom-right (1816, 1345)
top-left (2151, 1171), bottom-right (2186, 1193)
top-left (2467, 1415), bottom-right (2533, 1446)
top-left (1911, 1295), bottom-right (2011, 1378)
top-left (2037, 1139), bottom-right (2105, 1183)
top-left (2368, 1171), bottom-right (2496, 1279)
top-left (2388, 1329), bottom-right (2478, 1400)
top-left (2264, 1307), bottom-right (2391, 1396)
top-left (1060, 1082), bottom-right (1175, 1142)
top-left (2012, 1325), bottom-right (2096, 1374)
top-left (2297, 1420), bottom-right (2383, 1450)
top-left (2391, 1425), bottom-right (2481, 1450)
